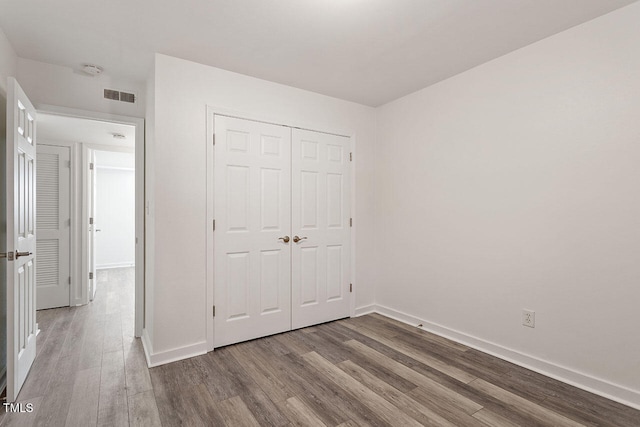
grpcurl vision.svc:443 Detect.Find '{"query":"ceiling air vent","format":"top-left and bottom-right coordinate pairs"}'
top-left (104, 88), bottom-right (120, 101)
top-left (103, 88), bottom-right (137, 104)
top-left (119, 91), bottom-right (136, 103)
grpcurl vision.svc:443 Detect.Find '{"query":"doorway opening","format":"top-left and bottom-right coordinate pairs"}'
top-left (92, 150), bottom-right (136, 311)
top-left (35, 108), bottom-right (144, 337)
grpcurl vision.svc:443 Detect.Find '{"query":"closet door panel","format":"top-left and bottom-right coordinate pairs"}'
top-left (214, 116), bottom-right (291, 347)
top-left (291, 129), bottom-right (351, 329)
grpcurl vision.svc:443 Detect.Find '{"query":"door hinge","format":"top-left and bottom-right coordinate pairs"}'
top-left (89, 217), bottom-right (94, 225)
top-left (213, 134), bottom-right (216, 146)
top-left (89, 162), bottom-right (94, 170)
top-left (212, 305), bottom-right (216, 317)
top-left (89, 272), bottom-right (94, 280)
top-left (350, 218), bottom-right (353, 227)
top-left (68, 277), bottom-right (71, 285)
top-left (212, 219), bottom-right (216, 231)
top-left (66, 160), bottom-right (71, 168)
top-left (350, 283), bottom-right (353, 293)
top-left (350, 152), bottom-right (352, 162)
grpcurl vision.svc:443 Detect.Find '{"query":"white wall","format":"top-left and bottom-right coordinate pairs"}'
top-left (95, 151), bottom-right (135, 269)
top-left (0, 27), bottom-right (17, 95)
top-left (146, 54), bottom-right (377, 360)
top-left (375, 3), bottom-right (640, 407)
top-left (16, 58), bottom-right (145, 117)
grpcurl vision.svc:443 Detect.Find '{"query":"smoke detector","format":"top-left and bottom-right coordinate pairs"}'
top-left (82, 64), bottom-right (103, 76)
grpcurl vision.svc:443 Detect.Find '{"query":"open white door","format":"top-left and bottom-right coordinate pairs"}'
top-left (4, 78), bottom-right (37, 402)
top-left (291, 129), bottom-right (351, 329)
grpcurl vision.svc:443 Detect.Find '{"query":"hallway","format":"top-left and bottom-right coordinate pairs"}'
top-left (0, 267), bottom-right (157, 426)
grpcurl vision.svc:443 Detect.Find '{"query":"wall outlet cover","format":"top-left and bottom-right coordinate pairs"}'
top-left (522, 309), bottom-right (535, 328)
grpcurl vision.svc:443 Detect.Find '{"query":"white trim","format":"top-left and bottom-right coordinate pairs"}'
top-left (354, 304), bottom-right (376, 317)
top-left (96, 263), bottom-right (135, 270)
top-left (82, 146), bottom-right (95, 301)
top-left (371, 304), bottom-right (640, 410)
top-left (349, 135), bottom-right (356, 319)
top-left (37, 104), bottom-right (141, 127)
top-left (141, 333), bottom-right (207, 368)
top-left (95, 165), bottom-right (135, 172)
top-left (205, 106), bottom-right (358, 352)
top-left (35, 105), bottom-right (145, 338)
top-left (84, 143), bottom-right (134, 154)
top-left (141, 328), bottom-right (153, 367)
top-left (206, 107), bottom-right (215, 351)
top-left (206, 106), bottom-right (353, 139)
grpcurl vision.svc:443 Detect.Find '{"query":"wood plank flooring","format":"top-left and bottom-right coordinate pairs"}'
top-left (1, 268), bottom-right (638, 426)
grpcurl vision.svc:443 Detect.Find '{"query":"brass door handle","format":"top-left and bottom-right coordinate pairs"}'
top-left (278, 236), bottom-right (290, 243)
top-left (15, 251), bottom-right (32, 258)
top-left (293, 236), bottom-right (307, 243)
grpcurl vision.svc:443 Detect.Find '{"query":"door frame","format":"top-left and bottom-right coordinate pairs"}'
top-left (84, 145), bottom-right (96, 301)
top-left (205, 106), bottom-right (357, 351)
top-left (36, 105), bottom-right (145, 337)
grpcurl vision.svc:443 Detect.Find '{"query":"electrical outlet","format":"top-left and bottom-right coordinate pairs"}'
top-left (522, 309), bottom-right (535, 328)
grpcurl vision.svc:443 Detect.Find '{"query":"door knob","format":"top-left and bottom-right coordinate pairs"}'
top-left (278, 236), bottom-right (290, 243)
top-left (293, 236), bottom-right (307, 243)
top-left (15, 251), bottom-right (32, 258)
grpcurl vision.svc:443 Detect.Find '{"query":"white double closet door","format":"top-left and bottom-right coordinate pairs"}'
top-left (214, 115), bottom-right (351, 348)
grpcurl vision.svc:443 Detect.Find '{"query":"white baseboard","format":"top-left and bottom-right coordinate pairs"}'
top-left (371, 304), bottom-right (640, 410)
top-left (140, 329), bottom-right (207, 368)
top-left (354, 304), bottom-right (377, 317)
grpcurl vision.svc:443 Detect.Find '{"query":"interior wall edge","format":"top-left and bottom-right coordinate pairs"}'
top-left (142, 337), bottom-right (207, 368)
top-left (141, 328), bottom-right (153, 367)
top-left (371, 304), bottom-right (640, 410)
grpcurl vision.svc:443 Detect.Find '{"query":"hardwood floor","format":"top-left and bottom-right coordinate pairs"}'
top-left (1, 268), bottom-right (638, 426)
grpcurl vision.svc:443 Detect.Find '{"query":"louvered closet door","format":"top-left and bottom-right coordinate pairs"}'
top-left (214, 116), bottom-right (292, 347)
top-left (291, 129), bottom-right (351, 329)
top-left (36, 145), bottom-right (71, 309)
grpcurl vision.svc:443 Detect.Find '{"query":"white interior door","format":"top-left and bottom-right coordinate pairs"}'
top-left (291, 129), bottom-right (351, 329)
top-left (36, 144), bottom-right (71, 309)
top-left (5, 78), bottom-right (37, 402)
top-left (214, 115), bottom-right (292, 347)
